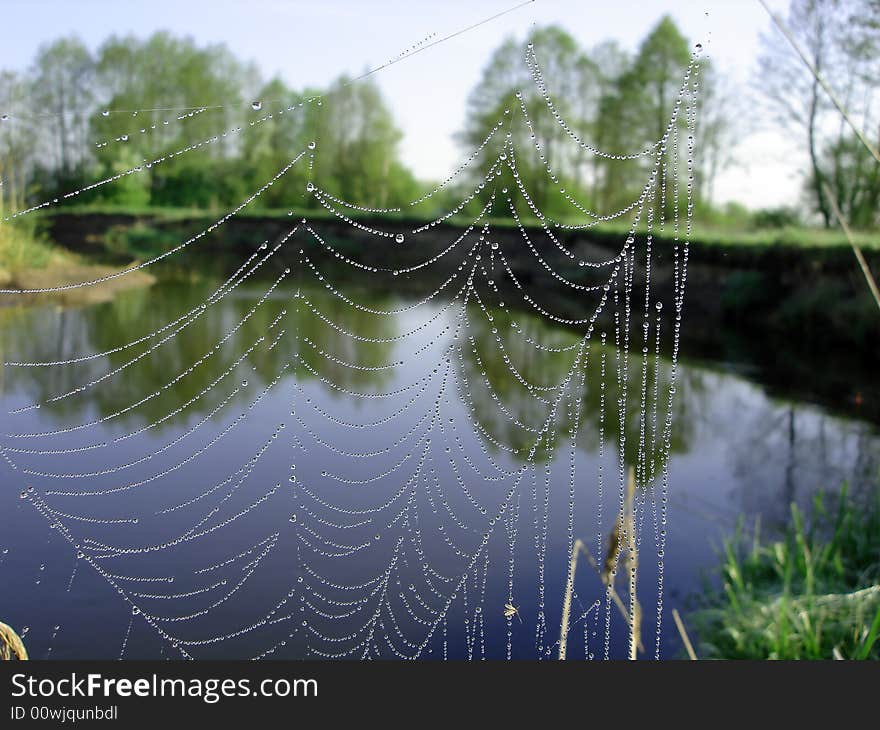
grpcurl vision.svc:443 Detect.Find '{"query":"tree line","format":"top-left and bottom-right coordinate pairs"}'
top-left (0, 3), bottom-right (877, 229)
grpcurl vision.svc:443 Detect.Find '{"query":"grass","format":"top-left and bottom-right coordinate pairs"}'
top-left (560, 467), bottom-right (643, 659)
top-left (0, 219), bottom-right (78, 282)
top-left (690, 485), bottom-right (880, 660)
top-left (48, 203), bottom-right (880, 251)
top-left (0, 218), bottom-right (156, 299)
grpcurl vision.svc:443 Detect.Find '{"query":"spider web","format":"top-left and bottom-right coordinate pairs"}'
top-left (0, 32), bottom-right (701, 660)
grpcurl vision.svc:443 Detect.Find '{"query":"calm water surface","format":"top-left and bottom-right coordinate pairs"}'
top-left (0, 262), bottom-right (877, 660)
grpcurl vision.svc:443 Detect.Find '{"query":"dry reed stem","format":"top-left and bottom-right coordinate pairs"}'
top-left (759, 1), bottom-right (880, 316)
top-left (558, 467), bottom-right (643, 659)
top-left (558, 538), bottom-right (583, 660)
top-left (821, 182), bottom-right (880, 314)
top-left (672, 608), bottom-right (698, 660)
top-left (625, 467), bottom-right (639, 660)
top-left (758, 0), bottom-right (880, 164)
top-left (0, 621), bottom-right (28, 660)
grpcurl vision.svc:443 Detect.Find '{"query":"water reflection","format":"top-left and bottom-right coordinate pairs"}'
top-left (0, 261), bottom-right (877, 660)
top-left (2, 274), bottom-right (704, 469)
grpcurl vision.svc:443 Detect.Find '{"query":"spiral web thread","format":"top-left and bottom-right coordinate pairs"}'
top-left (0, 40), bottom-right (701, 660)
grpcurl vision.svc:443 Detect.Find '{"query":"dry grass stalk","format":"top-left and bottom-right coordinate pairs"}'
top-left (624, 467), bottom-right (639, 660)
top-left (672, 608), bottom-right (698, 660)
top-left (558, 538), bottom-right (582, 660)
top-left (759, 1), bottom-right (880, 318)
top-left (758, 0), bottom-right (880, 164)
top-left (0, 621), bottom-right (28, 660)
top-left (558, 466), bottom-right (643, 659)
top-left (821, 182), bottom-right (880, 314)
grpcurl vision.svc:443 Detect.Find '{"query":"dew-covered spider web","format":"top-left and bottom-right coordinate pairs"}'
top-left (0, 23), bottom-right (702, 660)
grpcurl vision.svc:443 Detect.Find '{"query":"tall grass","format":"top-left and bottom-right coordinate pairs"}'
top-left (691, 486), bottom-right (880, 660)
top-left (0, 218), bottom-right (75, 277)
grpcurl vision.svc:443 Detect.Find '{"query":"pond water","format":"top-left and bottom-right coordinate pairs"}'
top-left (0, 258), bottom-right (877, 660)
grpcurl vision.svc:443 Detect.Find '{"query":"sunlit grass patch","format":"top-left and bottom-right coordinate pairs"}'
top-left (0, 219), bottom-right (78, 281)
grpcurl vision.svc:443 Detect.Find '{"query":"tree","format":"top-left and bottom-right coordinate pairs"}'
top-left (756, 0), bottom-right (879, 227)
top-left (630, 16), bottom-right (693, 145)
top-left (0, 71), bottom-right (38, 216)
top-left (593, 16), bottom-right (695, 212)
top-left (91, 32), bottom-right (254, 207)
top-left (31, 37), bottom-right (95, 182)
top-left (817, 133), bottom-right (880, 227)
top-left (239, 77), bottom-right (315, 209)
top-left (459, 25), bottom-right (598, 219)
top-left (460, 18), bottom-right (722, 221)
top-left (310, 76), bottom-right (418, 209)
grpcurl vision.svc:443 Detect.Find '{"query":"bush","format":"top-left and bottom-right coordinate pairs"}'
top-left (752, 206), bottom-right (802, 229)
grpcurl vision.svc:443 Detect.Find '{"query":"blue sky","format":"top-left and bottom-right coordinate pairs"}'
top-left (1, 0), bottom-right (799, 208)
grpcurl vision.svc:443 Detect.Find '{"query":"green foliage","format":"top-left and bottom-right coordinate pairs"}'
top-left (813, 133), bottom-right (880, 229)
top-left (692, 200), bottom-right (752, 229)
top-left (751, 206), bottom-right (803, 229)
top-left (691, 486), bottom-right (880, 659)
top-left (103, 223), bottom-right (181, 259)
top-left (2, 31), bottom-right (419, 215)
top-left (458, 17), bottom-right (707, 221)
top-left (720, 271), bottom-right (773, 314)
top-left (0, 217), bottom-right (75, 276)
top-left (4, 20), bottom-right (875, 233)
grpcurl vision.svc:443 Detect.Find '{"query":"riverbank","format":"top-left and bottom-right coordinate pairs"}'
top-left (37, 208), bottom-right (880, 426)
top-left (45, 203), bottom-right (880, 250)
top-left (687, 486), bottom-right (880, 660)
top-left (0, 219), bottom-right (155, 305)
top-left (0, 220), bottom-right (78, 287)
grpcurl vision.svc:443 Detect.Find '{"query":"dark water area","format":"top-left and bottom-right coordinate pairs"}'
top-left (0, 245), bottom-right (878, 660)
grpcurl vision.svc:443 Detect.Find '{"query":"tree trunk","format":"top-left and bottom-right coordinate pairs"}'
top-left (807, 78), bottom-right (831, 227)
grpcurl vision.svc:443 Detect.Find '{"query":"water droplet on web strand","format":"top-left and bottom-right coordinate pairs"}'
top-left (307, 141), bottom-right (316, 150)
top-left (101, 110), bottom-right (110, 117)
top-left (251, 101), bottom-right (262, 111)
top-left (395, 233), bottom-right (405, 244)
